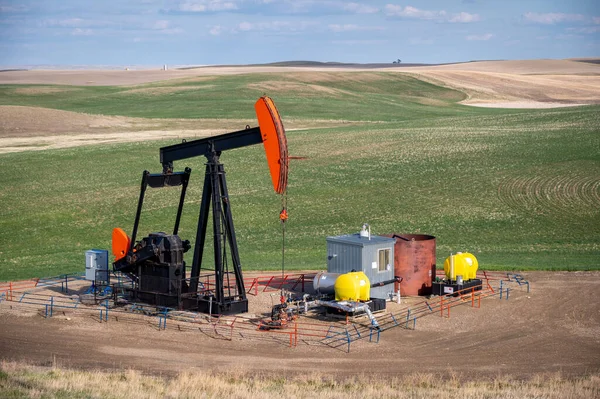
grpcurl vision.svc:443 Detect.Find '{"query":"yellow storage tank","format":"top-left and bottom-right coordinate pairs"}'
top-left (334, 272), bottom-right (370, 301)
top-left (443, 252), bottom-right (479, 281)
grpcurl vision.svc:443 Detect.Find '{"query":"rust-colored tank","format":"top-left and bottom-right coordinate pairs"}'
top-left (384, 234), bottom-right (436, 296)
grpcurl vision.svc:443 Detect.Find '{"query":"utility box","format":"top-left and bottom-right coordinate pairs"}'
top-left (326, 233), bottom-right (395, 299)
top-left (85, 249), bottom-right (109, 282)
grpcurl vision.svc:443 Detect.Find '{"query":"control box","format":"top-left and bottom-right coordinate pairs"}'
top-left (85, 249), bottom-right (109, 282)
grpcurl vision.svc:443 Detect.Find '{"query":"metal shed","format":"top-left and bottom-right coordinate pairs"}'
top-left (326, 233), bottom-right (396, 299)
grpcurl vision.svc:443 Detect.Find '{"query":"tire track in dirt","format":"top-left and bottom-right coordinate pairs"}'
top-left (497, 165), bottom-right (600, 220)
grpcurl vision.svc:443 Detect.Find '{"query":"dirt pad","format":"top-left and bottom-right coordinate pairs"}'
top-left (1, 271), bottom-right (598, 378)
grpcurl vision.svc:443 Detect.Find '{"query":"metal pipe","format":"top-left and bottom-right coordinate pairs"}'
top-left (363, 306), bottom-right (379, 329)
top-left (315, 300), bottom-right (380, 329)
top-left (371, 276), bottom-right (402, 288)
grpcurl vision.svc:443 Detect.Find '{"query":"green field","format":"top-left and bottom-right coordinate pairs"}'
top-left (0, 72), bottom-right (599, 281)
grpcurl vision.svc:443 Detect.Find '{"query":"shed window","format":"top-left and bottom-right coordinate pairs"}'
top-left (378, 249), bottom-right (391, 272)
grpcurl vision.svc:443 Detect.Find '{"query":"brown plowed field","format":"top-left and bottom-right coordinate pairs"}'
top-left (0, 105), bottom-right (356, 154)
top-left (409, 71), bottom-right (600, 107)
top-left (1, 271), bottom-right (598, 378)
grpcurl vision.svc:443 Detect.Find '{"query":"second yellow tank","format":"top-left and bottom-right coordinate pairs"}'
top-left (443, 252), bottom-right (479, 281)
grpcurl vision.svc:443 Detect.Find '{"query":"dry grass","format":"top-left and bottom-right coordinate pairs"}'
top-left (117, 86), bottom-right (213, 96)
top-left (399, 59), bottom-right (600, 75)
top-left (246, 81), bottom-right (356, 97)
top-left (11, 87), bottom-right (82, 95)
top-left (1, 361), bottom-right (598, 399)
top-left (408, 71), bottom-right (600, 106)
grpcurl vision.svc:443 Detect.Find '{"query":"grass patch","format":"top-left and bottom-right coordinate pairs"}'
top-left (0, 73), bottom-right (599, 280)
top-left (0, 72), bottom-right (491, 121)
top-left (0, 362), bottom-right (598, 399)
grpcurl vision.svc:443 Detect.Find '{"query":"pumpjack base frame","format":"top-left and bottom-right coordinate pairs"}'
top-left (125, 288), bottom-right (181, 309)
top-left (124, 288), bottom-right (249, 315)
top-left (183, 296), bottom-right (249, 315)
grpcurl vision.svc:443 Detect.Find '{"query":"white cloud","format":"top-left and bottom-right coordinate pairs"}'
top-left (555, 33), bottom-right (582, 40)
top-left (385, 5), bottom-right (479, 23)
top-left (238, 21), bottom-right (253, 31)
top-left (449, 12), bottom-right (480, 23)
top-left (593, 17), bottom-right (600, 25)
top-left (151, 20), bottom-right (183, 34)
top-left (0, 4), bottom-right (29, 12)
top-left (331, 39), bottom-right (387, 45)
top-left (385, 5), bottom-right (444, 20)
top-left (180, 3), bottom-right (207, 11)
top-left (240, 0), bottom-right (378, 15)
top-left (162, 27), bottom-right (183, 34)
top-left (504, 39), bottom-right (520, 46)
top-left (343, 2), bottom-right (379, 14)
top-left (46, 18), bottom-right (86, 28)
top-left (409, 37), bottom-right (433, 45)
top-left (178, 1), bottom-right (238, 12)
top-left (329, 24), bottom-right (354, 32)
top-left (209, 25), bottom-right (223, 35)
top-left (44, 18), bottom-right (183, 35)
top-left (52, 18), bottom-right (183, 34)
top-left (44, 18), bottom-right (111, 28)
top-left (236, 20), bottom-right (314, 32)
top-left (71, 28), bottom-right (93, 36)
top-left (328, 24), bottom-right (383, 32)
top-left (153, 20), bottom-right (170, 30)
top-left (567, 26), bottom-right (600, 34)
top-left (523, 12), bottom-right (586, 25)
top-left (466, 33), bottom-right (493, 41)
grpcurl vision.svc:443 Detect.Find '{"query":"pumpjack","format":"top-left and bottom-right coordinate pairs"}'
top-left (111, 97), bottom-right (288, 315)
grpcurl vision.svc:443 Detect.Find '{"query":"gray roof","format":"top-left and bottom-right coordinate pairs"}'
top-left (326, 233), bottom-right (395, 247)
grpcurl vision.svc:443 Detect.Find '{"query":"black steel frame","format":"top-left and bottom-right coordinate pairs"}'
top-left (158, 127), bottom-right (263, 314)
top-left (115, 169), bottom-right (191, 278)
top-left (130, 168), bottom-right (192, 254)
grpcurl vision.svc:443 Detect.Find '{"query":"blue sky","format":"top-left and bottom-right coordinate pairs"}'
top-left (0, 0), bottom-right (598, 66)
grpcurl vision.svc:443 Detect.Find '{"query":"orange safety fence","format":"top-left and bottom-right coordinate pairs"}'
top-left (243, 273), bottom-right (315, 296)
top-left (422, 283), bottom-right (502, 319)
top-left (190, 273), bottom-right (315, 296)
top-left (0, 279), bottom-right (40, 301)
